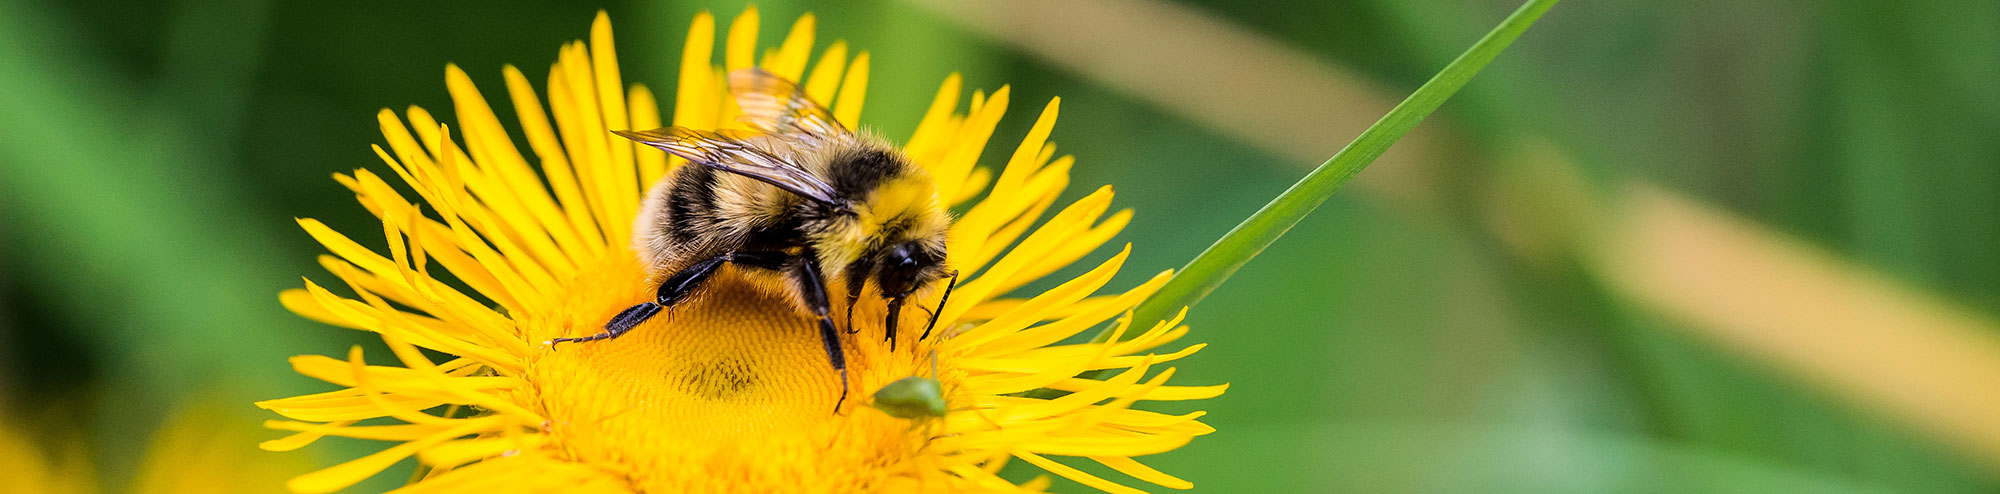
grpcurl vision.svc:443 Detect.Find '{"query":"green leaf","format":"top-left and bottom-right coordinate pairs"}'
top-left (1098, 0), bottom-right (1561, 343)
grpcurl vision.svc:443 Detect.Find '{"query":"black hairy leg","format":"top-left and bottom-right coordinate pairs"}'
top-left (919, 271), bottom-right (960, 340)
top-left (841, 258), bottom-right (873, 335)
top-left (786, 251), bottom-right (850, 412)
top-left (884, 296), bottom-right (906, 352)
top-left (552, 250), bottom-right (790, 344)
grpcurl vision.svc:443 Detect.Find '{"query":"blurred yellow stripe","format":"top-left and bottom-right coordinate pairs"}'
top-left (1595, 186), bottom-right (2000, 465)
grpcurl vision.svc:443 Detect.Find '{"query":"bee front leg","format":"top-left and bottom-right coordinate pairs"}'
top-left (842, 259), bottom-right (874, 335)
top-left (788, 252), bottom-right (850, 412)
top-left (884, 296), bottom-right (906, 352)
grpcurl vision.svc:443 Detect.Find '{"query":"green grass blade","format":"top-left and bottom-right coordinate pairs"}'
top-left (1104, 0), bottom-right (1560, 341)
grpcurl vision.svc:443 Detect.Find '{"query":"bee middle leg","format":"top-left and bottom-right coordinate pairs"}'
top-left (786, 252), bottom-right (850, 412)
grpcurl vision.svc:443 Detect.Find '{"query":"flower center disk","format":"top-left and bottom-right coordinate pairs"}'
top-left (528, 254), bottom-right (922, 492)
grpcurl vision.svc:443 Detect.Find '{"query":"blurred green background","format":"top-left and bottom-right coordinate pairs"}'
top-left (3, 0), bottom-right (1999, 492)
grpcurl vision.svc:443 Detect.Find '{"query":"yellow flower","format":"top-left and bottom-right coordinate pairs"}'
top-left (0, 401), bottom-right (308, 494)
top-left (0, 419), bottom-right (92, 494)
top-left (260, 8), bottom-right (1223, 493)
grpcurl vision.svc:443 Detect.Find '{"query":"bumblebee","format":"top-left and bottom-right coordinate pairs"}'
top-left (553, 68), bottom-right (959, 409)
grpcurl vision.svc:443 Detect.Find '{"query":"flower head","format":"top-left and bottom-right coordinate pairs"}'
top-left (261, 8), bottom-right (1223, 493)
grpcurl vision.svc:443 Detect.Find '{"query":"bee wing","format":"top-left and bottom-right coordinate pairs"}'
top-left (729, 68), bottom-right (850, 140)
top-left (614, 127), bottom-right (840, 205)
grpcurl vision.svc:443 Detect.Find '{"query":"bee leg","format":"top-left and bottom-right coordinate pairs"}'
top-left (790, 253), bottom-right (850, 412)
top-left (843, 295), bottom-right (860, 335)
top-left (551, 302), bottom-right (662, 344)
top-left (919, 271), bottom-right (960, 340)
top-left (842, 259), bottom-right (873, 335)
top-left (555, 251), bottom-right (779, 345)
top-left (884, 296), bottom-right (906, 352)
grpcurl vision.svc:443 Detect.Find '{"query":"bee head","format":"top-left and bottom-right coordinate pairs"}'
top-left (876, 242), bottom-right (943, 299)
top-left (862, 240), bottom-right (956, 351)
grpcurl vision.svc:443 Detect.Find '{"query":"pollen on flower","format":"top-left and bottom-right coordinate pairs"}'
top-left (260, 7), bottom-right (1223, 494)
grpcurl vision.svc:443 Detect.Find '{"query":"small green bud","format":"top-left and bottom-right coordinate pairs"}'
top-left (871, 376), bottom-right (947, 419)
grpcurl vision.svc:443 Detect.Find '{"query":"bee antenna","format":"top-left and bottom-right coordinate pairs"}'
top-left (919, 271), bottom-right (960, 340)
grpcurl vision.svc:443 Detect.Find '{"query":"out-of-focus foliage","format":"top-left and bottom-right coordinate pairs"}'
top-left (1, 0), bottom-right (1995, 492)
